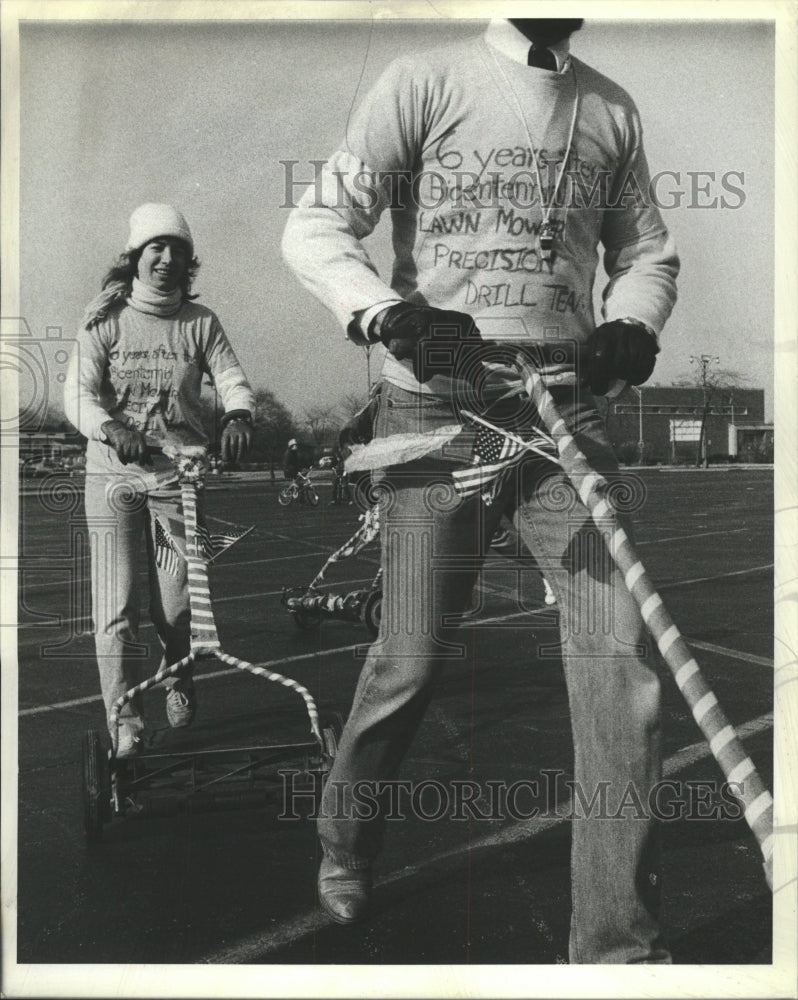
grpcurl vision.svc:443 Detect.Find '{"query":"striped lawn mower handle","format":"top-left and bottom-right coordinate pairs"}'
top-left (109, 652), bottom-right (195, 752)
top-left (181, 483), bottom-right (222, 654)
top-left (109, 651), bottom-right (322, 750)
top-left (518, 356), bottom-right (774, 891)
top-left (215, 652), bottom-right (322, 743)
top-left (181, 482), bottom-right (322, 742)
top-left (109, 480), bottom-right (323, 750)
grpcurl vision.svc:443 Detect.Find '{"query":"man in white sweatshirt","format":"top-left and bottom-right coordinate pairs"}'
top-left (283, 18), bottom-right (678, 963)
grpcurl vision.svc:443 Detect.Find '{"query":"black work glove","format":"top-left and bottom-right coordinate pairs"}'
top-left (102, 419), bottom-right (148, 465)
top-left (220, 412), bottom-right (253, 464)
top-left (375, 303), bottom-right (483, 384)
top-left (587, 320), bottom-right (659, 395)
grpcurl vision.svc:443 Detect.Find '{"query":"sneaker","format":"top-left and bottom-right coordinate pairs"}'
top-left (116, 724), bottom-right (142, 759)
top-left (166, 683), bottom-right (196, 728)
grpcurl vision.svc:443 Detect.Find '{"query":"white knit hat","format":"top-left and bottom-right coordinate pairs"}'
top-left (126, 203), bottom-right (194, 255)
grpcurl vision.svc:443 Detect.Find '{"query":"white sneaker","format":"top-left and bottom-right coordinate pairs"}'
top-left (166, 684), bottom-right (196, 728)
top-left (116, 725), bottom-right (142, 759)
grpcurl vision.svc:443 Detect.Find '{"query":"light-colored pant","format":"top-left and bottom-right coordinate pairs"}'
top-left (84, 474), bottom-right (191, 734)
top-left (318, 380), bottom-right (670, 964)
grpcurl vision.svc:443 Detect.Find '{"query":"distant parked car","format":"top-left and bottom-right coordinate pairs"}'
top-left (69, 455), bottom-right (87, 477)
top-left (21, 457), bottom-right (57, 478)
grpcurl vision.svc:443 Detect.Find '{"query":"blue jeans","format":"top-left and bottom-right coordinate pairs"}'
top-left (84, 474), bottom-right (191, 735)
top-left (318, 380), bottom-right (670, 963)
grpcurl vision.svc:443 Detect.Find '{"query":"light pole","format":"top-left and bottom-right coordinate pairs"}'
top-left (727, 388), bottom-right (736, 459)
top-left (204, 376), bottom-right (218, 457)
top-left (633, 385), bottom-right (644, 464)
top-left (689, 354), bottom-right (719, 468)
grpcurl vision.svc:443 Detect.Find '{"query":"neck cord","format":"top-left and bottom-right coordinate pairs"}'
top-left (489, 48), bottom-right (580, 260)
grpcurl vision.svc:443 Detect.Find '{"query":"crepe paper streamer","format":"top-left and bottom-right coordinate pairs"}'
top-left (517, 355), bottom-right (774, 891)
top-left (309, 506), bottom-right (381, 591)
top-left (109, 471), bottom-right (322, 749)
top-left (344, 425), bottom-right (463, 472)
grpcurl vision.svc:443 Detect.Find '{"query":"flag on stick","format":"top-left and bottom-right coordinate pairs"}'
top-left (451, 421), bottom-right (527, 501)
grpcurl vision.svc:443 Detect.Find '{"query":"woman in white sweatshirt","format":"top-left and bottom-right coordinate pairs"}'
top-left (64, 203), bottom-right (255, 757)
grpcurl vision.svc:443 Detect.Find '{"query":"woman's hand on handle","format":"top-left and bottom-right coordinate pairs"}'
top-left (102, 419), bottom-right (148, 465)
top-left (220, 411), bottom-right (253, 464)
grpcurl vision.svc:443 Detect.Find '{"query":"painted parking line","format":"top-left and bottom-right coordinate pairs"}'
top-left (688, 640), bottom-right (773, 669)
top-left (17, 612), bottom-right (772, 717)
top-left (202, 709), bottom-right (775, 963)
top-left (14, 524), bottom-right (759, 579)
top-left (637, 527), bottom-right (748, 546)
top-left (15, 577), bottom-right (379, 647)
top-left (16, 549), bottom-right (333, 594)
top-left (659, 563), bottom-right (773, 589)
top-left (15, 562), bottom-right (774, 654)
top-left (17, 643), bottom-right (362, 717)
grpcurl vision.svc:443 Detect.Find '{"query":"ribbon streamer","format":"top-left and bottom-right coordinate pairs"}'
top-left (109, 458), bottom-right (323, 747)
top-left (516, 354), bottom-right (774, 890)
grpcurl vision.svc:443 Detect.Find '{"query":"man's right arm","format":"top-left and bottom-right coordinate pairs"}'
top-left (281, 57), bottom-right (420, 338)
top-left (281, 147), bottom-right (403, 337)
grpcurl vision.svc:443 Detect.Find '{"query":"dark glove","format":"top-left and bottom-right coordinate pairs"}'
top-left (220, 411), bottom-right (253, 464)
top-left (102, 420), bottom-right (148, 465)
top-left (375, 303), bottom-right (483, 384)
top-left (587, 321), bottom-right (659, 395)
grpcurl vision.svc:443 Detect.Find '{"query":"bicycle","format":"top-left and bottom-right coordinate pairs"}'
top-left (278, 469), bottom-right (319, 507)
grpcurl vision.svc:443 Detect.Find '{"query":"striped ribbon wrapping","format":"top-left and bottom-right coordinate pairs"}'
top-left (517, 357), bottom-right (774, 890)
top-left (214, 652), bottom-right (321, 743)
top-left (181, 484), bottom-right (222, 654)
top-left (108, 650), bottom-right (322, 748)
top-left (308, 504), bottom-right (381, 590)
top-left (108, 480), bottom-right (323, 749)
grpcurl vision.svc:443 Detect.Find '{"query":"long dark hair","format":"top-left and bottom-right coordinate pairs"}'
top-left (84, 242), bottom-right (201, 328)
top-left (101, 244), bottom-right (201, 299)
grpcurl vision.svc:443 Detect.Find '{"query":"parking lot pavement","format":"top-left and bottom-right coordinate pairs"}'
top-left (11, 470), bottom-right (776, 968)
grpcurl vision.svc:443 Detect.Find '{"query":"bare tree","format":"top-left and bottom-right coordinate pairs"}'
top-left (673, 356), bottom-right (746, 467)
top-left (251, 387), bottom-right (298, 475)
top-left (302, 405), bottom-right (338, 451)
top-left (338, 390), bottom-right (369, 423)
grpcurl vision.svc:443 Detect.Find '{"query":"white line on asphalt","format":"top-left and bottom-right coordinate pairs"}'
top-left (13, 527), bottom-right (759, 592)
top-left (18, 614), bottom-right (773, 715)
top-left (660, 563), bottom-right (773, 589)
top-left (17, 643), bottom-right (363, 717)
top-left (16, 578), bottom-right (379, 645)
top-left (202, 709), bottom-right (775, 964)
top-left (687, 640), bottom-right (773, 669)
top-left (16, 555), bottom-right (771, 613)
top-left (637, 527), bottom-right (747, 546)
top-left (16, 549), bottom-right (332, 594)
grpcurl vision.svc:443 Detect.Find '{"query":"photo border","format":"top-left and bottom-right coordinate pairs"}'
top-left (2, 2), bottom-right (795, 997)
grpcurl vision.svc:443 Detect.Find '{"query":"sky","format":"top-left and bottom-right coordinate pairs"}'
top-left (17, 15), bottom-right (775, 422)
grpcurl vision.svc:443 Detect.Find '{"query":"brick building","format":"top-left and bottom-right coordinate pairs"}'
top-left (601, 385), bottom-right (772, 465)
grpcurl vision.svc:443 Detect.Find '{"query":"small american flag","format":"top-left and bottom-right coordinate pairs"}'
top-left (451, 422), bottom-right (526, 502)
top-left (154, 514), bottom-right (182, 577)
top-left (195, 520), bottom-right (255, 562)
